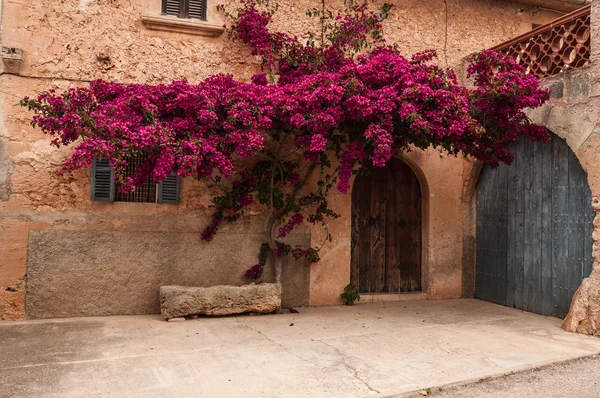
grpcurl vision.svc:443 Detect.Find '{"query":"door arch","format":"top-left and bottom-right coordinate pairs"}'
top-left (475, 133), bottom-right (595, 318)
top-left (351, 158), bottom-right (422, 293)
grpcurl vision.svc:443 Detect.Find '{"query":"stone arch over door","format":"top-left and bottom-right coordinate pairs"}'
top-left (351, 158), bottom-right (422, 293)
top-left (475, 132), bottom-right (595, 318)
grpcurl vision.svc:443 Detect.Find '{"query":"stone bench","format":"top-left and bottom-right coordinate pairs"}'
top-left (160, 284), bottom-right (281, 319)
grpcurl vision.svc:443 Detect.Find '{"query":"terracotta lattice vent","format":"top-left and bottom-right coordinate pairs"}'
top-left (492, 5), bottom-right (591, 79)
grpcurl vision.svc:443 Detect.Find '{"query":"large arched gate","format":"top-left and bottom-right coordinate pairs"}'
top-left (351, 158), bottom-right (422, 293)
top-left (476, 133), bottom-right (594, 318)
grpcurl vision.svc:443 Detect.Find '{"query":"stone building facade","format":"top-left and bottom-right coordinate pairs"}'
top-left (0, 0), bottom-right (588, 321)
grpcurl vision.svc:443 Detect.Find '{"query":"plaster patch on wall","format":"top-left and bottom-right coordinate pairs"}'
top-left (0, 135), bottom-right (14, 201)
top-left (0, 88), bottom-right (14, 200)
top-left (79, 0), bottom-right (92, 11)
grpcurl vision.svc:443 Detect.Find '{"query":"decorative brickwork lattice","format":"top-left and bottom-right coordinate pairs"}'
top-left (492, 5), bottom-right (591, 79)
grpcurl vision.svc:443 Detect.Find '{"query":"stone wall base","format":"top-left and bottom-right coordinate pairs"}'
top-left (25, 230), bottom-right (308, 319)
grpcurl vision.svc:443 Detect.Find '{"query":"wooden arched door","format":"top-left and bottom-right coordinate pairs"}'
top-left (351, 158), bottom-right (422, 293)
top-left (476, 134), bottom-right (595, 318)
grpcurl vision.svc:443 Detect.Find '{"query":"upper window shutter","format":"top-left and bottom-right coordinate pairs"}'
top-left (91, 158), bottom-right (115, 202)
top-left (162, 0), bottom-right (182, 17)
top-left (188, 0), bottom-right (207, 20)
top-left (158, 171), bottom-right (181, 204)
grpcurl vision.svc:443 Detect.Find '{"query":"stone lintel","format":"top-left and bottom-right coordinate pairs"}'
top-left (141, 15), bottom-right (224, 37)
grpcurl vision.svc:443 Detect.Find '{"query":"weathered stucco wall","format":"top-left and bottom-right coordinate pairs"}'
top-left (0, 0), bottom-right (557, 319)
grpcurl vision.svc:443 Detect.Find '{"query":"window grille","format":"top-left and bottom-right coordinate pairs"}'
top-left (115, 154), bottom-right (157, 203)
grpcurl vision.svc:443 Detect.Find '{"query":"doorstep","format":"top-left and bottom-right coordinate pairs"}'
top-left (359, 291), bottom-right (429, 303)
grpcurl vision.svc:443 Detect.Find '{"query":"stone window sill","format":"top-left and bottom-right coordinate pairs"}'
top-left (141, 14), bottom-right (224, 37)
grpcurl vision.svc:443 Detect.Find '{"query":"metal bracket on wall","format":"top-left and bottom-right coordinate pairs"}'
top-left (2, 47), bottom-right (23, 73)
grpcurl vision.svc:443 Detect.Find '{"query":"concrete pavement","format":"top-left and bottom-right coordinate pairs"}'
top-left (405, 354), bottom-right (600, 398)
top-left (1, 299), bottom-right (599, 397)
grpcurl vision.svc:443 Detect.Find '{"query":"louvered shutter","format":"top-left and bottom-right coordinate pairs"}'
top-left (188, 0), bottom-right (207, 20)
top-left (162, 0), bottom-right (182, 17)
top-left (91, 158), bottom-right (115, 202)
top-left (158, 171), bottom-right (181, 204)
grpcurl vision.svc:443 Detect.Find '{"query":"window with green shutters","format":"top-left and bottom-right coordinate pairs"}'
top-left (90, 157), bottom-right (180, 204)
top-left (162, 0), bottom-right (207, 20)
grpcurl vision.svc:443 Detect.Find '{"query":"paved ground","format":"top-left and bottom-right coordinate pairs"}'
top-left (1, 299), bottom-right (600, 398)
top-left (404, 354), bottom-right (600, 398)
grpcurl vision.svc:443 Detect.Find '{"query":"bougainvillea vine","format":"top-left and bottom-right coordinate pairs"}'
top-left (245, 243), bottom-right (271, 280)
top-left (21, 0), bottom-right (550, 287)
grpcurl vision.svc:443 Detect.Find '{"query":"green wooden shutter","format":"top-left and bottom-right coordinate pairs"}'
top-left (188, 0), bottom-right (207, 20)
top-left (162, 0), bottom-right (182, 17)
top-left (91, 158), bottom-right (115, 202)
top-left (158, 172), bottom-right (181, 204)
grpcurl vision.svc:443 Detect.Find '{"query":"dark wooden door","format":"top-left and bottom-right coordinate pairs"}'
top-left (351, 158), bottom-right (422, 293)
top-left (476, 134), bottom-right (594, 318)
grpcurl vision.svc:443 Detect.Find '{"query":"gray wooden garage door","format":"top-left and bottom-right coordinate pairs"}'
top-left (475, 134), bottom-right (594, 318)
